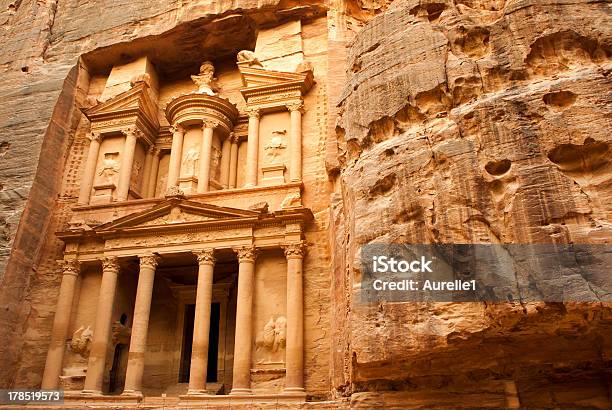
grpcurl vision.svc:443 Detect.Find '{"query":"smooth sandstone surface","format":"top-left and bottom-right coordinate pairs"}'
top-left (0, 0), bottom-right (610, 408)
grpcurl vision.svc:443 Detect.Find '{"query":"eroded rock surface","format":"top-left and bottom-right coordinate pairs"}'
top-left (332, 0), bottom-right (612, 407)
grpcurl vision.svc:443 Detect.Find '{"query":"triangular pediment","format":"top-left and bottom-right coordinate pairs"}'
top-left (238, 66), bottom-right (314, 92)
top-left (84, 82), bottom-right (159, 128)
top-left (96, 198), bottom-right (261, 232)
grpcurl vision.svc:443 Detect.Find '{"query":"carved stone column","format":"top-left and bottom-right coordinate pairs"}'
top-left (230, 246), bottom-right (257, 395)
top-left (188, 249), bottom-right (216, 395)
top-left (167, 125), bottom-right (185, 191)
top-left (197, 120), bottom-right (215, 193)
top-left (245, 108), bottom-right (260, 187)
top-left (41, 260), bottom-right (81, 389)
top-left (219, 135), bottom-right (232, 188)
top-left (287, 102), bottom-right (304, 183)
top-left (123, 254), bottom-right (160, 396)
top-left (83, 257), bottom-right (120, 394)
top-left (229, 134), bottom-right (239, 189)
top-left (116, 128), bottom-right (139, 201)
top-left (77, 132), bottom-right (101, 205)
top-left (140, 146), bottom-right (155, 198)
top-left (282, 242), bottom-right (306, 394)
top-left (145, 148), bottom-right (161, 198)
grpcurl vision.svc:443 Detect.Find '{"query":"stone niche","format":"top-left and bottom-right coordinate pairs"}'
top-left (251, 249), bottom-right (287, 394)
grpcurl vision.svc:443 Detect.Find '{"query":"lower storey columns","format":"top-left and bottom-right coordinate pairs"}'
top-left (230, 246), bottom-right (257, 395)
top-left (41, 260), bottom-right (81, 389)
top-left (123, 254), bottom-right (160, 396)
top-left (283, 242), bottom-right (306, 394)
top-left (188, 249), bottom-right (216, 394)
top-left (83, 257), bottom-right (120, 394)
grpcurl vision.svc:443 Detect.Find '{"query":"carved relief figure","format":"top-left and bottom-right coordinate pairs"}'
top-left (210, 146), bottom-right (222, 180)
top-left (130, 160), bottom-right (142, 190)
top-left (98, 152), bottom-right (119, 184)
top-left (255, 316), bottom-right (287, 364)
top-left (182, 148), bottom-right (199, 176)
top-left (264, 131), bottom-right (287, 160)
top-left (237, 50), bottom-right (264, 68)
top-left (70, 325), bottom-right (93, 357)
top-left (191, 61), bottom-right (216, 95)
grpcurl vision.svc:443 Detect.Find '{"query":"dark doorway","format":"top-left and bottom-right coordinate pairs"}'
top-left (207, 303), bottom-right (220, 382)
top-left (109, 344), bottom-right (124, 393)
top-left (178, 304), bottom-right (195, 383)
top-left (178, 302), bottom-right (221, 384)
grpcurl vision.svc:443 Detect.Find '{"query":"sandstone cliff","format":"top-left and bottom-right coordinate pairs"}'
top-left (331, 0), bottom-right (611, 407)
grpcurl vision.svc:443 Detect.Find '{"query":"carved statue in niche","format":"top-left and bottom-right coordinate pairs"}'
top-left (98, 152), bottom-right (119, 184)
top-left (182, 148), bottom-right (199, 176)
top-left (255, 316), bottom-right (287, 364)
top-left (237, 50), bottom-right (264, 68)
top-left (191, 61), bottom-right (217, 95)
top-left (264, 130), bottom-right (287, 160)
top-left (210, 146), bottom-right (222, 180)
top-left (70, 325), bottom-right (93, 358)
top-left (281, 193), bottom-right (302, 209)
top-left (130, 160), bottom-right (142, 190)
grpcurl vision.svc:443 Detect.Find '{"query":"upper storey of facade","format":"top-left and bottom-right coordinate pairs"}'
top-left (72, 20), bottom-right (316, 226)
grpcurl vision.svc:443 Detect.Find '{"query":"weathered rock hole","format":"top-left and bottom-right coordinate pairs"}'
top-left (351, 59), bottom-right (362, 73)
top-left (409, 3), bottom-right (446, 22)
top-left (367, 116), bottom-right (397, 143)
top-left (455, 0), bottom-right (506, 11)
top-left (485, 159), bottom-right (511, 175)
top-left (394, 205), bottom-right (424, 223)
top-left (20, 66), bottom-right (28, 73)
top-left (383, 148), bottom-right (394, 156)
top-left (526, 30), bottom-right (611, 77)
top-left (395, 104), bottom-right (425, 126)
top-left (543, 91), bottom-right (576, 108)
top-left (0, 141), bottom-right (10, 156)
top-left (547, 141), bottom-right (610, 173)
top-left (369, 173), bottom-right (397, 198)
top-left (454, 26), bottom-right (490, 58)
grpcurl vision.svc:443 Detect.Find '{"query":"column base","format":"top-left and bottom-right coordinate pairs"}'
top-left (187, 389), bottom-right (210, 395)
top-left (80, 389), bottom-right (102, 395)
top-left (229, 388), bottom-right (253, 395)
top-left (121, 389), bottom-right (143, 398)
top-left (283, 387), bottom-right (306, 395)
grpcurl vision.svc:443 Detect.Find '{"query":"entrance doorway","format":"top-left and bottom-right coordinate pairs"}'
top-left (178, 302), bottom-right (221, 384)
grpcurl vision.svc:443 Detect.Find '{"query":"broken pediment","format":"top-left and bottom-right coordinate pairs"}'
top-left (238, 65), bottom-right (314, 109)
top-left (83, 81), bottom-right (159, 141)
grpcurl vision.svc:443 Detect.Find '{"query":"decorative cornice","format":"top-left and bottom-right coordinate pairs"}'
top-left (102, 256), bottom-right (120, 272)
top-left (88, 132), bottom-right (102, 142)
top-left (139, 254), bottom-right (160, 269)
top-left (282, 242), bottom-right (306, 259)
top-left (194, 248), bottom-right (216, 265)
top-left (234, 245), bottom-right (258, 262)
top-left (60, 259), bottom-right (81, 277)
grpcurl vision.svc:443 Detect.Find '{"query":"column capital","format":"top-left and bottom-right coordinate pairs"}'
top-left (282, 242), bottom-right (306, 259)
top-left (102, 256), bottom-right (120, 272)
top-left (170, 124), bottom-right (185, 134)
top-left (60, 259), bottom-right (81, 277)
top-left (88, 131), bottom-right (102, 142)
top-left (194, 248), bottom-right (216, 265)
top-left (139, 254), bottom-right (160, 269)
top-left (202, 119), bottom-right (220, 129)
top-left (245, 107), bottom-right (261, 119)
top-left (286, 101), bottom-right (305, 113)
top-left (233, 245), bottom-right (258, 262)
top-left (147, 146), bottom-right (159, 156)
top-left (228, 132), bottom-right (240, 144)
